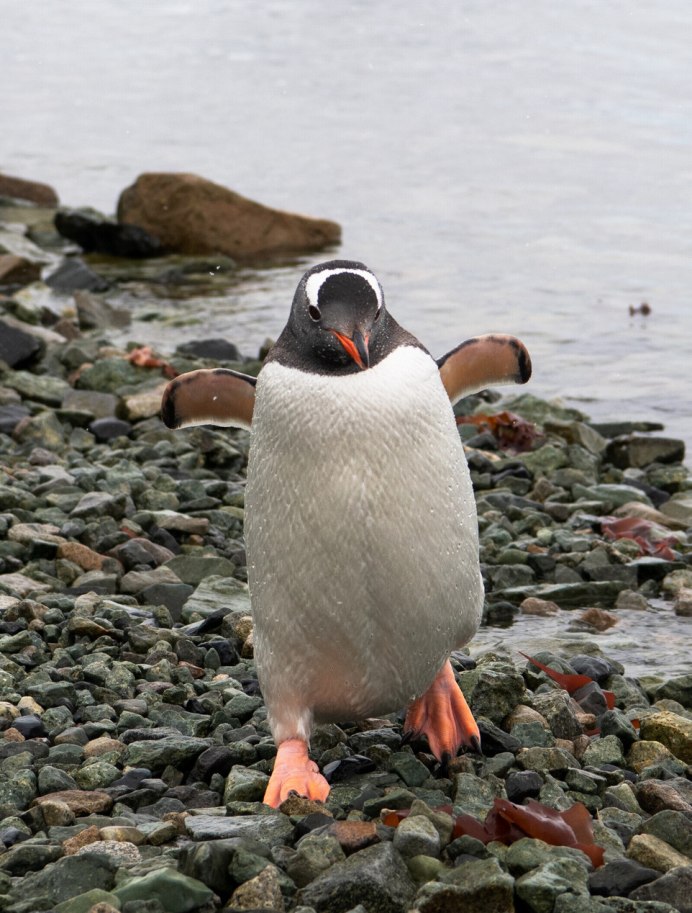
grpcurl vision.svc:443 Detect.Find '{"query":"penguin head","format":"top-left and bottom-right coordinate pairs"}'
top-left (289, 260), bottom-right (386, 371)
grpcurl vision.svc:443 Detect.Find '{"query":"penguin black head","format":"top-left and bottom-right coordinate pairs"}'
top-left (285, 260), bottom-right (387, 372)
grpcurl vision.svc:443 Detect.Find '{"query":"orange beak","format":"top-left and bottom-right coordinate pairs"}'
top-left (330, 329), bottom-right (370, 370)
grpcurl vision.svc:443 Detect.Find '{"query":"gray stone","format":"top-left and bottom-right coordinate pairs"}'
top-left (164, 554), bottom-right (237, 585)
top-left (392, 814), bottom-right (441, 859)
top-left (185, 812), bottom-right (294, 847)
top-left (631, 865), bottom-right (692, 913)
top-left (297, 842), bottom-right (416, 913)
top-left (181, 574), bottom-right (251, 621)
top-left (223, 765), bottom-right (269, 803)
top-left (0, 842), bottom-right (63, 875)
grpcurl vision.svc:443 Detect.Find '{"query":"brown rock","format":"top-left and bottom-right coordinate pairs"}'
top-left (640, 710), bottom-right (692, 764)
top-left (634, 780), bottom-right (692, 816)
top-left (278, 794), bottom-right (333, 817)
top-left (0, 173), bottom-right (59, 206)
top-left (62, 824), bottom-right (101, 855)
top-left (326, 820), bottom-right (380, 854)
top-left (117, 172), bottom-right (341, 261)
top-left (32, 789), bottom-right (113, 816)
top-left (627, 833), bottom-right (691, 872)
top-left (674, 588), bottom-right (692, 617)
top-left (83, 736), bottom-right (125, 759)
top-left (577, 607), bottom-right (618, 631)
top-left (2, 727), bottom-right (24, 742)
top-left (39, 799), bottom-right (76, 826)
top-left (0, 254), bottom-right (42, 286)
top-left (627, 740), bottom-right (676, 773)
top-left (520, 596), bottom-right (560, 616)
top-left (57, 540), bottom-right (106, 571)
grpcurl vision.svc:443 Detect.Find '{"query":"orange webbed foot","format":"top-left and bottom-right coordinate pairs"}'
top-left (403, 659), bottom-right (481, 764)
top-left (263, 738), bottom-right (330, 808)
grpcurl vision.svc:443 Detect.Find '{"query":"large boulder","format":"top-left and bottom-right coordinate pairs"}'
top-left (0, 173), bottom-right (58, 206)
top-left (117, 172), bottom-right (341, 261)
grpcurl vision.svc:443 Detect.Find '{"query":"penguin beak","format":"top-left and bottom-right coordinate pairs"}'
top-left (330, 329), bottom-right (370, 370)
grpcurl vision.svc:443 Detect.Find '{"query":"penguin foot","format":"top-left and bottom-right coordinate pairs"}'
top-left (263, 738), bottom-right (330, 808)
top-left (403, 660), bottom-right (481, 762)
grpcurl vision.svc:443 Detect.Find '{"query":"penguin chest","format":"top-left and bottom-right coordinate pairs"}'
top-left (245, 346), bottom-right (483, 719)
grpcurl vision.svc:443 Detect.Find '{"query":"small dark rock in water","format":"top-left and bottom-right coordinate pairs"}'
top-left (55, 207), bottom-right (165, 258)
top-left (0, 319), bottom-right (43, 367)
top-left (176, 338), bottom-right (242, 361)
top-left (45, 257), bottom-right (110, 292)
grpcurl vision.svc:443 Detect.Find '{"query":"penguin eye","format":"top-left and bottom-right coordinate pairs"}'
top-left (308, 305), bottom-right (321, 322)
top-left (374, 306), bottom-right (382, 322)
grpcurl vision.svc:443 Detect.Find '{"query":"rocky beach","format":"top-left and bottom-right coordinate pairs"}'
top-left (0, 175), bottom-right (691, 913)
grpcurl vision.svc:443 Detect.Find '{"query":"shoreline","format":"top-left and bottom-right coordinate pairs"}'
top-left (1, 182), bottom-right (691, 912)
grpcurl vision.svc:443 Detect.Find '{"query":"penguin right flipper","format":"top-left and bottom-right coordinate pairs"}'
top-left (437, 334), bottom-right (532, 406)
top-left (161, 368), bottom-right (256, 430)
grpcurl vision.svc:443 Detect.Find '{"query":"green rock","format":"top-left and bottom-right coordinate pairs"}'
top-left (405, 854), bottom-right (447, 884)
top-left (0, 768), bottom-right (37, 817)
top-left (74, 760), bottom-right (121, 789)
top-left (511, 721), bottom-right (556, 748)
top-left (37, 765), bottom-right (78, 794)
top-left (469, 662), bottom-right (526, 724)
top-left (14, 410), bottom-right (66, 449)
top-left (287, 834), bottom-right (345, 888)
top-left (178, 837), bottom-right (237, 894)
top-left (114, 867), bottom-right (213, 913)
top-left (520, 444), bottom-right (570, 475)
top-left (181, 574), bottom-right (251, 621)
top-left (185, 812), bottom-right (294, 846)
top-left (10, 853), bottom-right (116, 910)
top-left (453, 772), bottom-right (505, 818)
top-left (582, 735), bottom-right (626, 767)
top-left (3, 369), bottom-right (70, 405)
top-left (493, 580), bottom-right (623, 608)
top-left (515, 857), bottom-right (589, 913)
top-left (54, 889), bottom-right (121, 913)
top-left (393, 814), bottom-right (441, 859)
top-left (76, 357), bottom-right (141, 392)
top-left (223, 765), bottom-right (269, 803)
top-left (0, 843), bottom-right (63, 875)
top-left (124, 736), bottom-right (210, 771)
top-left (597, 806), bottom-right (643, 845)
top-left (389, 751), bottom-right (430, 788)
top-left (654, 674), bottom-right (692, 710)
top-left (164, 554), bottom-right (236, 585)
top-left (517, 746), bottom-right (580, 774)
top-left (296, 842), bottom-right (416, 913)
top-left (505, 837), bottom-right (592, 875)
top-left (436, 856), bottom-right (515, 910)
top-left (640, 809), bottom-right (692, 858)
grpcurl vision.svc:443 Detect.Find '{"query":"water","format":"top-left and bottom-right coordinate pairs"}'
top-left (3, 1), bottom-right (692, 455)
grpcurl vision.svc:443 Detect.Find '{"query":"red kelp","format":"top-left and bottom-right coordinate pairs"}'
top-left (601, 516), bottom-right (678, 561)
top-left (520, 652), bottom-right (616, 710)
top-left (384, 797), bottom-right (605, 867)
top-left (456, 411), bottom-right (539, 452)
top-left (126, 345), bottom-right (178, 379)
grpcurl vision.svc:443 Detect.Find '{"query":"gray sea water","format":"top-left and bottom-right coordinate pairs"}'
top-left (4, 1), bottom-right (692, 454)
top-left (2, 1), bottom-right (691, 675)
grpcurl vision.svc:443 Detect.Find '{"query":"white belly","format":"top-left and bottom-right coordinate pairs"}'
top-left (245, 346), bottom-right (483, 740)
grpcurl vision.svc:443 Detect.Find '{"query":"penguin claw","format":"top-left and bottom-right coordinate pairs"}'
top-left (403, 660), bottom-right (481, 764)
top-left (263, 738), bottom-right (330, 808)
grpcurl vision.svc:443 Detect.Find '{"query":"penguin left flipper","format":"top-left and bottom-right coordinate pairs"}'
top-left (161, 368), bottom-right (256, 430)
top-left (263, 738), bottom-right (330, 808)
top-left (437, 334), bottom-right (532, 406)
top-left (403, 660), bottom-right (481, 762)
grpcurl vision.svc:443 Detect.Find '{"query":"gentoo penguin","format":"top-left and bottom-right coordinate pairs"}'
top-left (162, 260), bottom-right (531, 807)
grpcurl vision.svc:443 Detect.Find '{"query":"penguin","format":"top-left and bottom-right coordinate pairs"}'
top-left (162, 259), bottom-right (532, 807)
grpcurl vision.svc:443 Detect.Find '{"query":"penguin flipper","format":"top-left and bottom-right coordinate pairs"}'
top-left (161, 368), bottom-right (256, 430)
top-left (437, 334), bottom-right (532, 406)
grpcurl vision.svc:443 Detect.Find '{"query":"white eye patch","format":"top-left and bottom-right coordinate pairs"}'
top-left (305, 268), bottom-right (383, 312)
